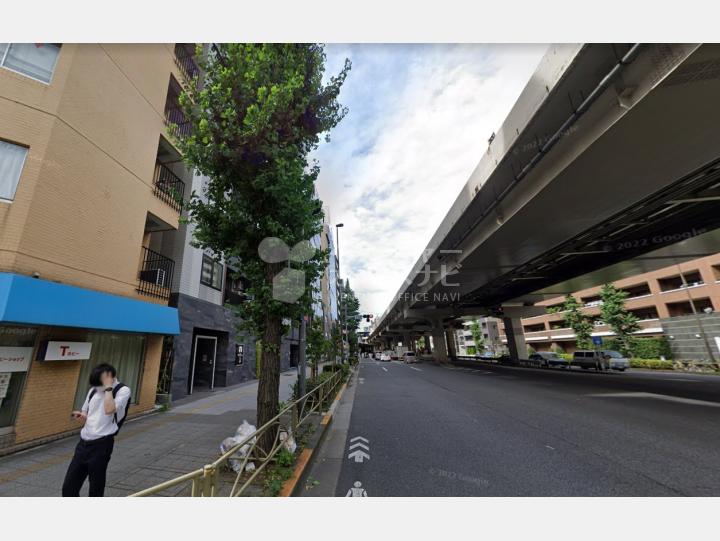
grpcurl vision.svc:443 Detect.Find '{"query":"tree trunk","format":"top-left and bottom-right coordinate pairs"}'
top-left (256, 312), bottom-right (282, 453)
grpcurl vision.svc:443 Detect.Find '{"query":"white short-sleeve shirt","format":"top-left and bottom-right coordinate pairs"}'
top-left (80, 380), bottom-right (131, 441)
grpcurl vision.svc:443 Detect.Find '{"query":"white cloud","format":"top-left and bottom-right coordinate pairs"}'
top-left (315, 44), bottom-right (547, 316)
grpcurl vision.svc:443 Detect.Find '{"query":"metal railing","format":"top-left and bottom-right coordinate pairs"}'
top-left (137, 246), bottom-right (175, 299)
top-left (174, 43), bottom-right (200, 82)
top-left (153, 162), bottom-right (185, 211)
top-left (130, 369), bottom-right (345, 497)
top-left (164, 79), bottom-right (192, 140)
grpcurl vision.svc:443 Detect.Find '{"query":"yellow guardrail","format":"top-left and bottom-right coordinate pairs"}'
top-left (130, 368), bottom-right (345, 497)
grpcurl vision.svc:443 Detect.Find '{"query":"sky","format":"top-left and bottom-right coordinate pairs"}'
top-left (313, 44), bottom-right (548, 320)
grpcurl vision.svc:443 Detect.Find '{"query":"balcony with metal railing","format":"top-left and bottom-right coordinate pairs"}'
top-left (153, 162), bottom-right (185, 212)
top-left (137, 246), bottom-right (175, 299)
top-left (174, 43), bottom-right (200, 82)
top-left (164, 77), bottom-right (192, 140)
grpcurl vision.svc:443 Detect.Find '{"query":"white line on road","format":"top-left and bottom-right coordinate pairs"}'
top-left (381, 367), bottom-right (388, 372)
top-left (545, 445), bottom-right (555, 450)
top-left (588, 392), bottom-right (720, 408)
top-left (409, 366), bottom-right (422, 372)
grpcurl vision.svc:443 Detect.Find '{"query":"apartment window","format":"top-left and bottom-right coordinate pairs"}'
top-left (0, 44), bottom-right (60, 84)
top-left (201, 254), bottom-right (223, 290)
top-left (0, 140), bottom-right (28, 202)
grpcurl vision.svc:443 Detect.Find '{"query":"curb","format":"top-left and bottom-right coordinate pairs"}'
top-left (279, 372), bottom-right (352, 497)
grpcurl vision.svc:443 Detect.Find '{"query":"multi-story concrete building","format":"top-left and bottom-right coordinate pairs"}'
top-left (454, 317), bottom-right (502, 356)
top-left (500, 253), bottom-right (720, 360)
top-left (319, 221), bottom-right (339, 338)
top-left (0, 44), bottom-right (187, 451)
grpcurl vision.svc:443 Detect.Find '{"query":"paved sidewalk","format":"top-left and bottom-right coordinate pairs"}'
top-left (0, 370), bottom-right (302, 497)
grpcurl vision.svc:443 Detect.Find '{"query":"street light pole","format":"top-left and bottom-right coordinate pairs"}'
top-left (336, 223), bottom-right (345, 363)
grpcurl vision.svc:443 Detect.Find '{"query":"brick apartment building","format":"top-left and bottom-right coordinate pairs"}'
top-left (496, 253), bottom-right (720, 360)
top-left (0, 44), bottom-right (195, 451)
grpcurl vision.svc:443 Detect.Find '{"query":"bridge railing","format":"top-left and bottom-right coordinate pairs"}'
top-left (129, 369), bottom-right (344, 497)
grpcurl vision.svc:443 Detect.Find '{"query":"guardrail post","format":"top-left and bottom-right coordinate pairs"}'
top-left (291, 402), bottom-right (298, 436)
top-left (202, 464), bottom-right (215, 496)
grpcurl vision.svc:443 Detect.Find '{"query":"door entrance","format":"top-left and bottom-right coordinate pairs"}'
top-left (189, 335), bottom-right (218, 394)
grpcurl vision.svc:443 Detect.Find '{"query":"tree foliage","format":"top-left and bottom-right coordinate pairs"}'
top-left (561, 294), bottom-right (594, 349)
top-left (339, 279), bottom-right (361, 360)
top-left (175, 43), bottom-right (350, 445)
top-left (469, 320), bottom-right (484, 352)
top-left (599, 283), bottom-right (640, 355)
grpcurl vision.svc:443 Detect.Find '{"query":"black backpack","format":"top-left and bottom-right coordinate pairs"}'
top-left (88, 383), bottom-right (131, 433)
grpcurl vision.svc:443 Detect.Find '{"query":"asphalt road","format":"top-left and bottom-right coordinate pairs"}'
top-left (329, 359), bottom-right (720, 496)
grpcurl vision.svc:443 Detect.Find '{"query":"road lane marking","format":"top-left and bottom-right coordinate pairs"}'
top-left (346, 481), bottom-right (368, 496)
top-left (348, 435), bottom-right (370, 462)
top-left (359, 377), bottom-right (365, 384)
top-left (588, 392), bottom-right (720, 407)
top-left (409, 366), bottom-right (422, 372)
top-left (545, 445), bottom-right (555, 450)
top-left (381, 367), bottom-right (388, 372)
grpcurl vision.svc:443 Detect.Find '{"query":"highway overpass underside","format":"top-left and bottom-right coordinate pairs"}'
top-left (371, 44), bottom-right (720, 361)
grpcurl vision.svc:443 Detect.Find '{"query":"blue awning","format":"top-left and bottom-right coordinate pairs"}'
top-left (0, 273), bottom-right (179, 335)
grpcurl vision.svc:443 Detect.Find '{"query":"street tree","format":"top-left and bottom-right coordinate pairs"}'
top-left (562, 294), bottom-right (594, 349)
top-left (306, 316), bottom-right (329, 379)
top-left (469, 320), bottom-right (484, 354)
top-left (340, 279), bottom-right (361, 360)
top-left (175, 44), bottom-right (350, 449)
top-left (599, 283), bottom-right (640, 356)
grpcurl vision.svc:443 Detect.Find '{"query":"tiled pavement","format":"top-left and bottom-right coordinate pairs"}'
top-left (0, 369), bottom-right (304, 497)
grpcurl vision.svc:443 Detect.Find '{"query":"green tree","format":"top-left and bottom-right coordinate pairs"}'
top-left (562, 294), bottom-right (594, 349)
top-left (175, 44), bottom-right (350, 449)
top-left (306, 317), bottom-right (329, 379)
top-left (599, 283), bottom-right (640, 356)
top-left (339, 279), bottom-right (361, 360)
top-left (469, 320), bottom-right (484, 353)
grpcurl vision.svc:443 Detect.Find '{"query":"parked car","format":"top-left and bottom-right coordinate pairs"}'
top-left (572, 350), bottom-right (628, 371)
top-left (528, 351), bottom-right (565, 368)
top-left (600, 350), bottom-right (630, 371)
top-left (403, 351), bottom-right (419, 364)
top-left (379, 351), bottom-right (392, 362)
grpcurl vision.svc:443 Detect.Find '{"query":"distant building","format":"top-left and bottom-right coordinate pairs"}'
top-left (499, 253), bottom-right (720, 360)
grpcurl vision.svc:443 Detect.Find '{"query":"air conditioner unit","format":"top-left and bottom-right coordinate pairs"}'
top-left (140, 268), bottom-right (167, 287)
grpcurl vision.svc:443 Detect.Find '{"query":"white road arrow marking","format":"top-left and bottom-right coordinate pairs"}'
top-left (350, 436), bottom-right (369, 443)
top-left (348, 449), bottom-right (370, 463)
top-left (349, 442), bottom-right (369, 451)
top-left (359, 377), bottom-right (365, 384)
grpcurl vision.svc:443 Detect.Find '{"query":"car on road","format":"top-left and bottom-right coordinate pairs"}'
top-left (379, 351), bottom-right (392, 362)
top-left (403, 351), bottom-right (419, 363)
top-left (528, 351), bottom-right (566, 368)
top-left (599, 350), bottom-right (630, 371)
top-left (571, 350), bottom-right (629, 371)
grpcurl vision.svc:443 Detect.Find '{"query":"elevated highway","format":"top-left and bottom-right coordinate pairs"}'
top-left (370, 43), bottom-right (720, 360)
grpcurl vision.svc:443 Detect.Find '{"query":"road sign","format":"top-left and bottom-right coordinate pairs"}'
top-left (592, 336), bottom-right (603, 346)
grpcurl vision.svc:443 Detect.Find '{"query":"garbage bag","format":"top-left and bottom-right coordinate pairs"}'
top-left (219, 420), bottom-right (258, 473)
top-left (279, 428), bottom-right (297, 454)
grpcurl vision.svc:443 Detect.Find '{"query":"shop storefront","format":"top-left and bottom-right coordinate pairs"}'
top-left (0, 273), bottom-right (179, 452)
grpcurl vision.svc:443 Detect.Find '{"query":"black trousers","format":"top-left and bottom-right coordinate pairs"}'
top-left (62, 436), bottom-right (115, 497)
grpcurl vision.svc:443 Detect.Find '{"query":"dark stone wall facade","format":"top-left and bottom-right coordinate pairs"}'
top-left (661, 313), bottom-right (720, 361)
top-left (169, 293), bottom-right (297, 400)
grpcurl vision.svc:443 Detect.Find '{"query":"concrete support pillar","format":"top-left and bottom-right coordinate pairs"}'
top-left (502, 316), bottom-right (527, 363)
top-left (424, 333), bottom-right (432, 354)
top-left (430, 322), bottom-right (448, 362)
top-left (401, 333), bottom-right (412, 351)
top-left (445, 328), bottom-right (457, 360)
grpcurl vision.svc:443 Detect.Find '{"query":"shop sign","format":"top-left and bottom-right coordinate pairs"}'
top-left (39, 341), bottom-right (93, 361)
top-left (0, 372), bottom-right (11, 401)
top-left (0, 346), bottom-right (33, 372)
